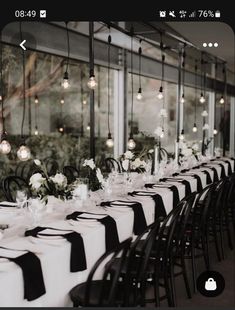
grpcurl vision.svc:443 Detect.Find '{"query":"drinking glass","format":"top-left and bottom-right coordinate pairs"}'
top-left (16, 190), bottom-right (28, 209)
top-left (28, 198), bottom-right (45, 226)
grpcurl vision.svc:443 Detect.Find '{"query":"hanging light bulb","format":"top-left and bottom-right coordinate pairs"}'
top-left (86, 125), bottom-right (90, 131)
top-left (136, 87), bottom-right (143, 100)
top-left (0, 139), bottom-right (11, 154)
top-left (34, 126), bottom-right (39, 135)
top-left (61, 71), bottom-right (70, 89)
top-left (192, 123), bottom-right (198, 132)
top-left (179, 129), bottom-right (185, 140)
top-left (160, 129), bottom-right (164, 139)
top-left (213, 128), bottom-right (218, 135)
top-left (60, 98), bottom-right (65, 105)
top-left (58, 126), bottom-right (64, 133)
top-left (87, 75), bottom-right (97, 89)
top-left (199, 92), bottom-right (205, 103)
top-left (157, 86), bottom-right (164, 99)
top-left (180, 93), bottom-right (185, 103)
top-left (127, 133), bottom-right (136, 150)
top-left (106, 132), bottom-right (114, 148)
top-left (17, 144), bottom-right (31, 161)
top-left (219, 96), bottom-right (224, 104)
top-left (34, 95), bottom-right (39, 104)
top-left (83, 99), bottom-right (87, 105)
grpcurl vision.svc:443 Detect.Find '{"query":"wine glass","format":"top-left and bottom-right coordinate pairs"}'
top-left (16, 190), bottom-right (28, 209)
top-left (28, 198), bottom-right (45, 226)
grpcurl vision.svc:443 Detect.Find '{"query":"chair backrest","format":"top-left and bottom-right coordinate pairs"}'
top-left (105, 157), bottom-right (122, 173)
top-left (44, 158), bottom-right (59, 176)
top-left (84, 237), bottom-right (132, 306)
top-left (2, 176), bottom-right (31, 202)
top-left (63, 166), bottom-right (80, 183)
top-left (159, 148), bottom-right (169, 161)
top-left (15, 160), bottom-right (40, 182)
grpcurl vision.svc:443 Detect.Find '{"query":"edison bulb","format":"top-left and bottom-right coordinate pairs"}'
top-left (136, 88), bottom-right (143, 100)
top-left (192, 125), bottom-right (198, 132)
top-left (157, 91), bottom-right (163, 100)
top-left (34, 96), bottom-right (39, 104)
top-left (87, 76), bottom-right (97, 89)
top-left (0, 95), bottom-right (2, 101)
top-left (179, 133), bottom-right (184, 140)
top-left (61, 78), bottom-right (70, 89)
top-left (60, 98), bottom-right (65, 104)
top-left (160, 131), bottom-right (164, 139)
top-left (127, 138), bottom-right (136, 150)
top-left (59, 126), bottom-right (64, 133)
top-left (0, 139), bottom-right (11, 154)
top-left (219, 96), bottom-right (224, 104)
top-left (17, 145), bottom-right (31, 161)
top-left (213, 129), bottom-right (218, 135)
top-left (180, 94), bottom-right (185, 103)
top-left (86, 125), bottom-right (90, 131)
top-left (106, 137), bottom-right (114, 148)
top-left (34, 128), bottom-right (39, 135)
top-left (199, 94), bottom-right (205, 103)
top-left (83, 100), bottom-right (87, 105)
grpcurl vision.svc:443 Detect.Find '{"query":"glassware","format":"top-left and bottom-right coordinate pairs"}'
top-left (16, 190), bottom-right (28, 209)
top-left (28, 198), bottom-right (45, 226)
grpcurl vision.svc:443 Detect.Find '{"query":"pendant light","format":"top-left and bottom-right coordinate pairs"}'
top-left (34, 57), bottom-right (39, 135)
top-left (219, 64), bottom-right (225, 104)
top-left (106, 29), bottom-right (114, 148)
top-left (157, 33), bottom-right (165, 100)
top-left (201, 54), bottom-right (208, 132)
top-left (199, 53), bottom-right (205, 103)
top-left (179, 48), bottom-right (186, 140)
top-left (136, 40), bottom-right (143, 100)
top-left (0, 32), bottom-right (11, 154)
top-left (87, 25), bottom-right (97, 90)
top-left (61, 22), bottom-right (70, 89)
top-left (127, 26), bottom-right (136, 150)
top-left (213, 59), bottom-right (218, 135)
top-left (17, 22), bottom-right (31, 161)
top-left (192, 60), bottom-right (198, 132)
top-left (58, 94), bottom-right (64, 133)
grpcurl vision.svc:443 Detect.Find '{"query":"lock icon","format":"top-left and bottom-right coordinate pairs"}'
top-left (205, 278), bottom-right (217, 291)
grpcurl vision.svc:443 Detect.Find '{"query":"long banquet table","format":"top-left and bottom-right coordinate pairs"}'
top-left (0, 157), bottom-right (234, 307)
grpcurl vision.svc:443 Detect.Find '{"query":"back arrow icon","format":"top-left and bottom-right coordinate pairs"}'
top-left (20, 40), bottom-right (26, 50)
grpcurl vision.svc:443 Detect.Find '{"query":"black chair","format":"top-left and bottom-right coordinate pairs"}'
top-left (69, 238), bottom-right (132, 307)
top-left (15, 160), bottom-right (41, 182)
top-left (108, 221), bottom-right (161, 307)
top-left (159, 148), bottom-right (169, 162)
top-left (2, 176), bottom-right (31, 202)
top-left (44, 158), bottom-right (59, 176)
top-left (105, 157), bottom-right (122, 173)
top-left (63, 166), bottom-right (80, 183)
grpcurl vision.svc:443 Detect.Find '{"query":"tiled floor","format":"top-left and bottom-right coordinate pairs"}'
top-left (146, 230), bottom-right (235, 307)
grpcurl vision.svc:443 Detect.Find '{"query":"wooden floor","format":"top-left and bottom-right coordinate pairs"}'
top-left (146, 229), bottom-right (235, 307)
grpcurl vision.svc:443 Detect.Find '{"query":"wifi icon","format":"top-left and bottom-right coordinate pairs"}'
top-left (189, 11), bottom-right (196, 18)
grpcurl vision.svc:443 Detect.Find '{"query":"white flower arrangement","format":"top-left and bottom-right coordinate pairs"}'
top-left (83, 159), bottom-right (96, 170)
top-left (159, 108), bottom-right (168, 118)
top-left (201, 110), bottom-right (208, 117)
top-left (202, 123), bottom-right (209, 130)
top-left (154, 126), bottom-right (164, 137)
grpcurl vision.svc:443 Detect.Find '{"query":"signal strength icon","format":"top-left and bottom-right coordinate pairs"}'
top-left (189, 11), bottom-right (196, 18)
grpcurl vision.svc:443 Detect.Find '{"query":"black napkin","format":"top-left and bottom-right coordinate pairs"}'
top-left (145, 184), bottom-right (180, 208)
top-left (217, 163), bottom-right (226, 178)
top-left (25, 227), bottom-right (86, 272)
top-left (100, 201), bottom-right (147, 235)
top-left (66, 212), bottom-right (119, 251)
top-left (160, 178), bottom-right (192, 197)
top-left (209, 167), bottom-right (219, 182)
top-left (172, 173), bottom-right (179, 176)
top-left (223, 160), bottom-right (233, 175)
top-left (190, 174), bottom-right (203, 192)
top-left (0, 250), bottom-right (45, 301)
top-left (202, 170), bottom-right (213, 184)
top-left (181, 169), bottom-right (190, 173)
top-left (128, 191), bottom-right (166, 219)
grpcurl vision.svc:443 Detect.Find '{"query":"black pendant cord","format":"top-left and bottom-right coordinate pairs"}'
top-left (194, 60), bottom-right (198, 124)
top-left (203, 57), bottom-right (206, 111)
top-left (130, 26), bottom-right (134, 135)
top-left (200, 52), bottom-right (204, 98)
top-left (65, 21), bottom-right (70, 73)
top-left (107, 30), bottom-right (111, 134)
top-left (181, 48), bottom-right (186, 132)
top-left (138, 40), bottom-right (142, 89)
top-left (0, 31), bottom-right (5, 135)
top-left (34, 58), bottom-right (38, 129)
top-left (80, 70), bottom-right (84, 137)
top-left (214, 59), bottom-right (217, 127)
top-left (20, 22), bottom-right (26, 141)
top-left (160, 33), bottom-right (165, 130)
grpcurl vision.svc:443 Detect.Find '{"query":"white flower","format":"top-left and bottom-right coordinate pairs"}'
top-left (203, 123), bottom-right (209, 130)
top-left (96, 168), bottom-right (105, 184)
top-left (83, 158), bottom-right (96, 170)
top-left (50, 173), bottom-right (67, 187)
top-left (148, 149), bottom-right (154, 153)
top-left (34, 159), bottom-right (41, 166)
top-left (201, 110), bottom-right (208, 117)
top-left (181, 148), bottom-right (192, 156)
top-left (154, 126), bottom-right (164, 137)
top-left (122, 159), bottom-right (129, 171)
top-left (29, 173), bottom-right (45, 190)
top-left (179, 141), bottom-right (187, 150)
top-left (124, 151), bottom-right (134, 160)
top-left (131, 158), bottom-right (146, 169)
top-left (159, 108), bottom-right (167, 118)
top-left (192, 143), bottom-right (199, 151)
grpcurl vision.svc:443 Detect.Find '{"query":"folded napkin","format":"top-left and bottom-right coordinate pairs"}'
top-left (66, 212), bottom-right (119, 251)
top-left (223, 160), bottom-right (233, 175)
top-left (128, 191), bottom-right (166, 219)
top-left (25, 227), bottom-right (86, 272)
top-left (145, 184), bottom-right (180, 208)
top-left (201, 170), bottom-right (213, 184)
top-left (160, 178), bottom-right (191, 197)
top-left (183, 174), bottom-right (203, 192)
top-left (181, 169), bottom-right (190, 173)
top-left (216, 163), bottom-right (226, 178)
top-left (0, 201), bottom-right (18, 208)
top-left (0, 247), bottom-right (45, 301)
top-left (100, 200), bottom-right (147, 235)
top-left (206, 166), bottom-right (219, 182)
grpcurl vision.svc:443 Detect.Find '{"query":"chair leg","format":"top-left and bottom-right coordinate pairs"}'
top-left (213, 225), bottom-right (221, 261)
top-left (219, 222), bottom-right (225, 260)
top-left (164, 273), bottom-right (174, 307)
top-left (225, 219), bottom-right (233, 250)
top-left (181, 256), bottom-right (192, 299)
top-left (169, 263), bottom-right (177, 307)
top-left (201, 236), bottom-right (210, 270)
top-left (191, 244), bottom-right (197, 293)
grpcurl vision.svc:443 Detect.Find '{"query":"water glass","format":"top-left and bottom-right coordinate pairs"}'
top-left (16, 190), bottom-right (28, 209)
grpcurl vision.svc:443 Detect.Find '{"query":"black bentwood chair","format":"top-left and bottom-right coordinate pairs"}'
top-left (108, 220), bottom-right (161, 307)
top-left (104, 157), bottom-right (122, 173)
top-left (63, 166), bottom-right (80, 183)
top-left (15, 160), bottom-right (41, 182)
top-left (69, 238), bottom-right (132, 307)
top-left (2, 176), bottom-right (31, 202)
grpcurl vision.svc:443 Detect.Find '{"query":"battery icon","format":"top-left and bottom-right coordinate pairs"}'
top-left (215, 10), bottom-right (221, 18)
